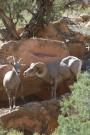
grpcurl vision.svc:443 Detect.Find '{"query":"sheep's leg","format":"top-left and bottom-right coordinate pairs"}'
top-left (52, 87), bottom-right (56, 99)
top-left (7, 91), bottom-right (12, 111)
top-left (71, 71), bottom-right (77, 82)
top-left (51, 79), bottom-right (57, 98)
top-left (73, 74), bottom-right (77, 82)
top-left (13, 89), bottom-right (17, 109)
top-left (13, 96), bottom-right (16, 109)
top-left (69, 69), bottom-right (76, 83)
top-left (8, 97), bottom-right (13, 111)
top-left (20, 83), bottom-right (25, 104)
top-left (53, 80), bottom-right (58, 98)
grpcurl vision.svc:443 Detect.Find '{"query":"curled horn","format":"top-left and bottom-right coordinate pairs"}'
top-left (35, 62), bottom-right (47, 78)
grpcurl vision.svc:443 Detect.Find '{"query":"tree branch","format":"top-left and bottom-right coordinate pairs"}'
top-left (21, 0), bottom-right (54, 39)
top-left (0, 8), bottom-right (19, 40)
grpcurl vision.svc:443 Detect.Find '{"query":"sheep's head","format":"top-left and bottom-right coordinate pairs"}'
top-left (6, 56), bottom-right (22, 74)
top-left (23, 62), bottom-right (47, 78)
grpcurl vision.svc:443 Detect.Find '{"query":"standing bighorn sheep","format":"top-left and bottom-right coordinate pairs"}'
top-left (3, 56), bottom-right (23, 111)
top-left (23, 56), bottom-right (82, 98)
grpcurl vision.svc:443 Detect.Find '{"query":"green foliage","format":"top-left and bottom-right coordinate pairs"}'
top-left (47, 0), bottom-right (66, 21)
top-left (61, 72), bottom-right (90, 119)
top-left (48, 0), bottom-right (90, 21)
top-left (52, 72), bottom-right (90, 135)
top-left (7, 129), bottom-right (23, 135)
top-left (53, 115), bottom-right (90, 135)
top-left (72, 73), bottom-right (90, 119)
top-left (0, 125), bottom-right (6, 135)
top-left (0, 0), bottom-right (89, 27)
top-left (33, 132), bottom-right (40, 135)
top-left (0, 125), bottom-right (23, 135)
top-left (0, 0), bottom-right (36, 26)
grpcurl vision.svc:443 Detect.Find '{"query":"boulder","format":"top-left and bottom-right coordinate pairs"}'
top-left (67, 41), bottom-right (86, 58)
top-left (73, 32), bottom-right (86, 42)
top-left (74, 16), bottom-right (83, 24)
top-left (0, 99), bottom-right (60, 135)
top-left (80, 14), bottom-right (90, 22)
top-left (16, 17), bottom-right (87, 59)
top-left (74, 14), bottom-right (90, 23)
top-left (0, 38), bottom-right (70, 104)
top-left (0, 38), bottom-right (69, 64)
top-left (37, 18), bottom-right (86, 58)
top-left (37, 17), bottom-right (75, 42)
top-left (37, 23), bottom-right (65, 41)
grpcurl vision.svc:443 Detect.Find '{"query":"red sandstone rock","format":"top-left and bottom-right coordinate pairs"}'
top-left (67, 41), bottom-right (86, 58)
top-left (37, 18), bottom-right (86, 58)
top-left (37, 18), bottom-right (73, 42)
top-left (0, 99), bottom-right (59, 135)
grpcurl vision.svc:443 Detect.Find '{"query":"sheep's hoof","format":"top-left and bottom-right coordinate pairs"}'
top-left (13, 105), bottom-right (16, 110)
top-left (9, 107), bottom-right (13, 112)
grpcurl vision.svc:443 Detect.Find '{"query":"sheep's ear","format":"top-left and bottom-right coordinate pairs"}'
top-left (6, 56), bottom-right (15, 65)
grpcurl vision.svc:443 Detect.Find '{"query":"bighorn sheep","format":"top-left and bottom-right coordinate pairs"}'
top-left (23, 56), bottom-right (82, 98)
top-left (3, 56), bottom-right (23, 111)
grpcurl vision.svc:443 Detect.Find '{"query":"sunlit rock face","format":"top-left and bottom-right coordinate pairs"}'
top-left (37, 18), bottom-right (86, 58)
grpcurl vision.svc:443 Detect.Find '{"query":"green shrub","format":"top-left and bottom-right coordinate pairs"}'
top-left (47, 0), bottom-right (65, 21)
top-left (33, 133), bottom-right (40, 135)
top-left (61, 72), bottom-right (90, 119)
top-left (7, 129), bottom-right (23, 135)
top-left (53, 115), bottom-right (90, 135)
top-left (52, 72), bottom-right (90, 135)
top-left (71, 72), bottom-right (90, 119)
top-left (0, 125), bottom-right (23, 135)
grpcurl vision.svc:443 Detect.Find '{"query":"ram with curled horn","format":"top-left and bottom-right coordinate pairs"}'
top-left (23, 56), bottom-right (82, 98)
top-left (25, 62), bottom-right (47, 78)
